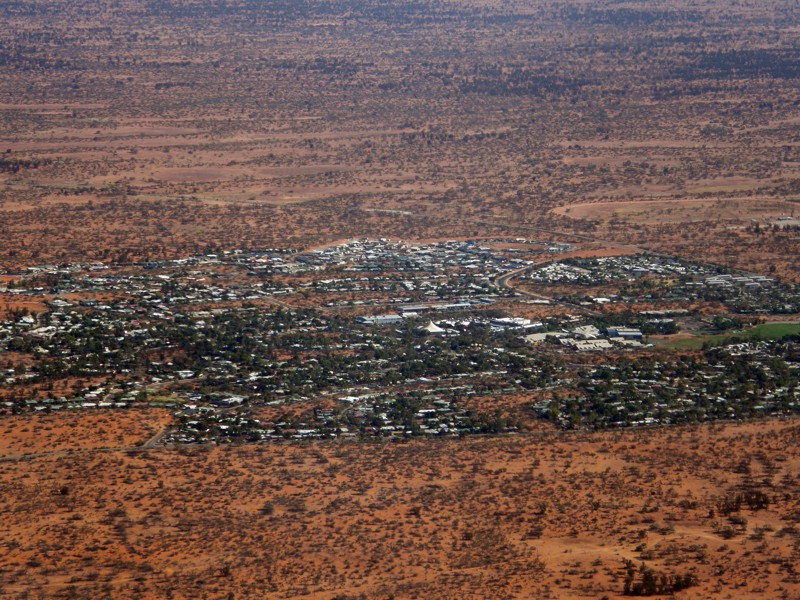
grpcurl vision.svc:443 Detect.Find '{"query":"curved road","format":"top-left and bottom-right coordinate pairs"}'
top-left (495, 264), bottom-right (602, 316)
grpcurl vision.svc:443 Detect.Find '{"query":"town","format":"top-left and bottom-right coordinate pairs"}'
top-left (4, 1), bottom-right (800, 596)
top-left (1, 238), bottom-right (799, 443)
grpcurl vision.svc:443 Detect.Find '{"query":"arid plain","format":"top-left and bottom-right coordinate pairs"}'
top-left (2, 0), bottom-right (800, 598)
top-left (3, 414), bottom-right (800, 599)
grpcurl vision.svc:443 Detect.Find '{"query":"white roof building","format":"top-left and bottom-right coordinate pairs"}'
top-left (421, 321), bottom-right (445, 334)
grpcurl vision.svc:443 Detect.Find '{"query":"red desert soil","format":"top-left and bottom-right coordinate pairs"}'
top-left (0, 409), bottom-right (173, 458)
top-left (552, 197), bottom-right (798, 225)
top-left (1, 420), bottom-right (799, 599)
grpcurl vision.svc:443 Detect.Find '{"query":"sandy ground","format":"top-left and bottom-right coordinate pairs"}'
top-left (553, 197), bottom-right (798, 225)
top-left (0, 419), bottom-right (799, 598)
top-left (0, 409), bottom-right (173, 458)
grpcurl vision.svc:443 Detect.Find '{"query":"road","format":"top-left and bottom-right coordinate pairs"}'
top-left (495, 265), bottom-right (552, 302)
top-left (0, 442), bottom-right (156, 463)
top-left (495, 264), bottom-right (602, 317)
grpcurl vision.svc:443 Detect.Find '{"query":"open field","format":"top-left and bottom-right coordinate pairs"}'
top-left (657, 322), bottom-right (800, 350)
top-left (1, 420), bottom-right (800, 599)
top-left (0, 0), bottom-right (798, 276)
top-left (0, 409), bottom-right (173, 459)
top-left (553, 197), bottom-right (799, 226)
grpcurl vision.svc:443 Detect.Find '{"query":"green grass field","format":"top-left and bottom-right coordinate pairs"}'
top-left (658, 322), bottom-right (800, 350)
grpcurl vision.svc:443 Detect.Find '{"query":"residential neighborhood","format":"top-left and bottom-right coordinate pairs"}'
top-left (0, 239), bottom-right (799, 442)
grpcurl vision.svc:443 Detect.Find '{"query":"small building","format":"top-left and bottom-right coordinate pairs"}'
top-left (608, 327), bottom-right (643, 340)
top-left (563, 339), bottom-right (613, 351)
top-left (523, 332), bottom-right (566, 344)
top-left (356, 314), bottom-right (404, 326)
top-left (420, 321), bottom-right (445, 334)
top-left (572, 325), bottom-right (601, 340)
